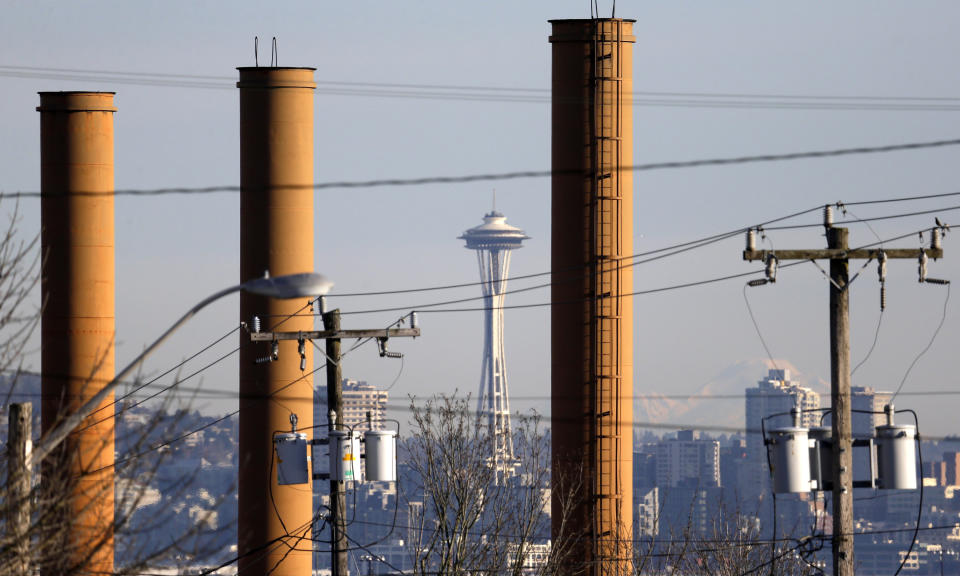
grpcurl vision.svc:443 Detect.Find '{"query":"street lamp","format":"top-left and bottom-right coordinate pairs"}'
top-left (29, 271), bottom-right (333, 468)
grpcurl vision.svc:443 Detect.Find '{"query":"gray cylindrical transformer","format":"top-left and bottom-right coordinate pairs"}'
top-left (769, 427), bottom-right (812, 493)
top-left (364, 430), bottom-right (398, 482)
top-left (274, 432), bottom-right (309, 485)
top-left (876, 424), bottom-right (917, 490)
top-left (808, 427), bottom-right (833, 492)
top-left (329, 430), bottom-right (362, 483)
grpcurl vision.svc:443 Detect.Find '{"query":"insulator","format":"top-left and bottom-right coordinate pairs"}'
top-left (300, 356), bottom-right (307, 371)
top-left (290, 413), bottom-right (299, 432)
top-left (747, 279), bottom-right (769, 287)
top-left (880, 284), bottom-right (887, 311)
top-left (918, 252), bottom-right (928, 283)
top-left (877, 251), bottom-right (887, 282)
top-left (823, 205), bottom-right (834, 228)
top-left (319, 296), bottom-right (328, 315)
top-left (410, 311), bottom-right (418, 329)
top-left (932, 228), bottom-right (942, 251)
top-left (925, 278), bottom-right (951, 285)
top-left (745, 229), bottom-right (756, 251)
top-left (271, 341), bottom-right (279, 361)
top-left (298, 338), bottom-right (305, 357)
top-left (255, 355), bottom-right (273, 365)
top-left (765, 253), bottom-right (778, 283)
top-left (251, 315), bottom-right (261, 333)
top-left (377, 338), bottom-right (403, 359)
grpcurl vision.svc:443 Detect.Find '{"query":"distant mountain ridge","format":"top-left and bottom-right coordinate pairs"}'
top-left (635, 359), bottom-right (827, 434)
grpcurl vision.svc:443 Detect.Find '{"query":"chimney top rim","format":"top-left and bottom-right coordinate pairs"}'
top-left (236, 66), bottom-right (317, 72)
top-left (548, 18), bottom-right (637, 24)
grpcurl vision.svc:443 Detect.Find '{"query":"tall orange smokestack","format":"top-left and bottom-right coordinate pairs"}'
top-left (237, 67), bottom-right (316, 576)
top-left (550, 20), bottom-right (634, 576)
top-left (38, 91), bottom-right (117, 575)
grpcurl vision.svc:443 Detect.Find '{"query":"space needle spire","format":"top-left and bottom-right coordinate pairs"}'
top-left (459, 202), bottom-right (529, 480)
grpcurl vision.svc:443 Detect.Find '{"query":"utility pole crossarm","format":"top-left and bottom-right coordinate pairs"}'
top-left (249, 328), bottom-right (420, 342)
top-left (743, 248), bottom-right (942, 262)
top-left (741, 217), bottom-right (947, 576)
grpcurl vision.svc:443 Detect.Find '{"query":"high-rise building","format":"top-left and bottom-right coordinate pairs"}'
top-left (654, 430), bottom-right (720, 489)
top-left (459, 208), bottom-right (528, 479)
top-left (924, 461), bottom-right (948, 486)
top-left (943, 452), bottom-right (960, 486)
top-left (315, 379), bottom-right (389, 431)
top-left (850, 386), bottom-right (892, 438)
top-left (744, 369), bottom-right (821, 502)
top-left (341, 379), bottom-right (388, 430)
top-left (635, 487), bottom-right (659, 538)
top-left (849, 386), bottom-right (892, 484)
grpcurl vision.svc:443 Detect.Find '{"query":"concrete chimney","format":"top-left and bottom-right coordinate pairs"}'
top-left (237, 67), bottom-right (316, 576)
top-left (550, 19), bottom-right (635, 576)
top-left (38, 91), bottom-right (117, 576)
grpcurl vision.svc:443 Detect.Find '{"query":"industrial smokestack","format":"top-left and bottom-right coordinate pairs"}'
top-left (550, 19), bottom-right (635, 576)
top-left (38, 91), bottom-right (117, 576)
top-left (237, 67), bottom-right (316, 576)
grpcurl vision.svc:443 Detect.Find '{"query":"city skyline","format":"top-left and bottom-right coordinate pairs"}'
top-left (1, 2), bottom-right (959, 440)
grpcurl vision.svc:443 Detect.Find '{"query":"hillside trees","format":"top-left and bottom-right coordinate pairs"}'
top-left (0, 201), bottom-right (231, 575)
top-left (403, 395), bottom-right (575, 576)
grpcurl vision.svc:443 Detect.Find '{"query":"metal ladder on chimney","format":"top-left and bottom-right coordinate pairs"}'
top-left (589, 18), bottom-right (625, 576)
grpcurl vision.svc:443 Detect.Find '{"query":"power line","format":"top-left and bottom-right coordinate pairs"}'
top-left (73, 326), bottom-right (240, 431)
top-left (6, 64), bottom-right (960, 102)
top-left (230, 192), bottom-right (960, 301)
top-left (7, 65), bottom-right (960, 112)
top-left (334, 204), bottom-right (818, 298)
top-left (892, 283), bottom-right (952, 402)
top-left (93, 313), bottom-right (402, 473)
top-left (335, 223), bottom-right (944, 316)
top-left (16, 382), bottom-right (960, 403)
top-left (6, 137), bottom-right (960, 199)
top-left (6, 217), bottom-right (953, 405)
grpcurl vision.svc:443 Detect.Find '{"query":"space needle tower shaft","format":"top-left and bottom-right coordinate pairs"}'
top-left (460, 208), bottom-right (529, 479)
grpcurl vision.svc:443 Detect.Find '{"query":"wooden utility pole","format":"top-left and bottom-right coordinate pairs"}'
top-left (827, 226), bottom-right (854, 576)
top-left (323, 309), bottom-right (348, 576)
top-left (743, 209), bottom-right (945, 576)
top-left (250, 309), bottom-right (418, 576)
top-left (7, 403), bottom-right (32, 576)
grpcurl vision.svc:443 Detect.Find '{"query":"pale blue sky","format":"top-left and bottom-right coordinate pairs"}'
top-left (2, 2), bottom-right (960, 435)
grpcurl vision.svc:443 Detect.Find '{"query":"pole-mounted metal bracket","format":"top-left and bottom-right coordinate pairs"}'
top-left (250, 327), bottom-right (420, 342)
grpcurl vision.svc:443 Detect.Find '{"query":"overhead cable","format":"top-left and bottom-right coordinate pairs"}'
top-left (5, 138), bottom-right (960, 199)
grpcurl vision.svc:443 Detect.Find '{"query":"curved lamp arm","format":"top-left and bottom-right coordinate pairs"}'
top-left (29, 272), bottom-right (332, 469)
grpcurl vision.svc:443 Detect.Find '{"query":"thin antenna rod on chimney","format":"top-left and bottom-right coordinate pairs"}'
top-left (254, 36), bottom-right (259, 67)
top-left (271, 37), bottom-right (278, 67)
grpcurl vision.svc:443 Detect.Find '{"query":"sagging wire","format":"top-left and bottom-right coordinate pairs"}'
top-left (836, 406), bottom-right (924, 576)
top-left (836, 201), bottom-right (885, 247)
top-left (269, 314), bottom-right (406, 549)
top-left (760, 414), bottom-right (778, 576)
top-left (891, 278), bottom-right (951, 403)
top-left (744, 231), bottom-right (780, 371)
top-left (847, 408), bottom-right (925, 576)
top-left (852, 311), bottom-right (884, 378)
top-left (760, 406), bottom-right (835, 576)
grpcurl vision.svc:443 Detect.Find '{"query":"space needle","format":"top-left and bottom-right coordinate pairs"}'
top-left (459, 205), bottom-right (529, 480)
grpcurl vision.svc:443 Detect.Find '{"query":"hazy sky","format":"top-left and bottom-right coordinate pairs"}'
top-left (3, 2), bottom-right (960, 436)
